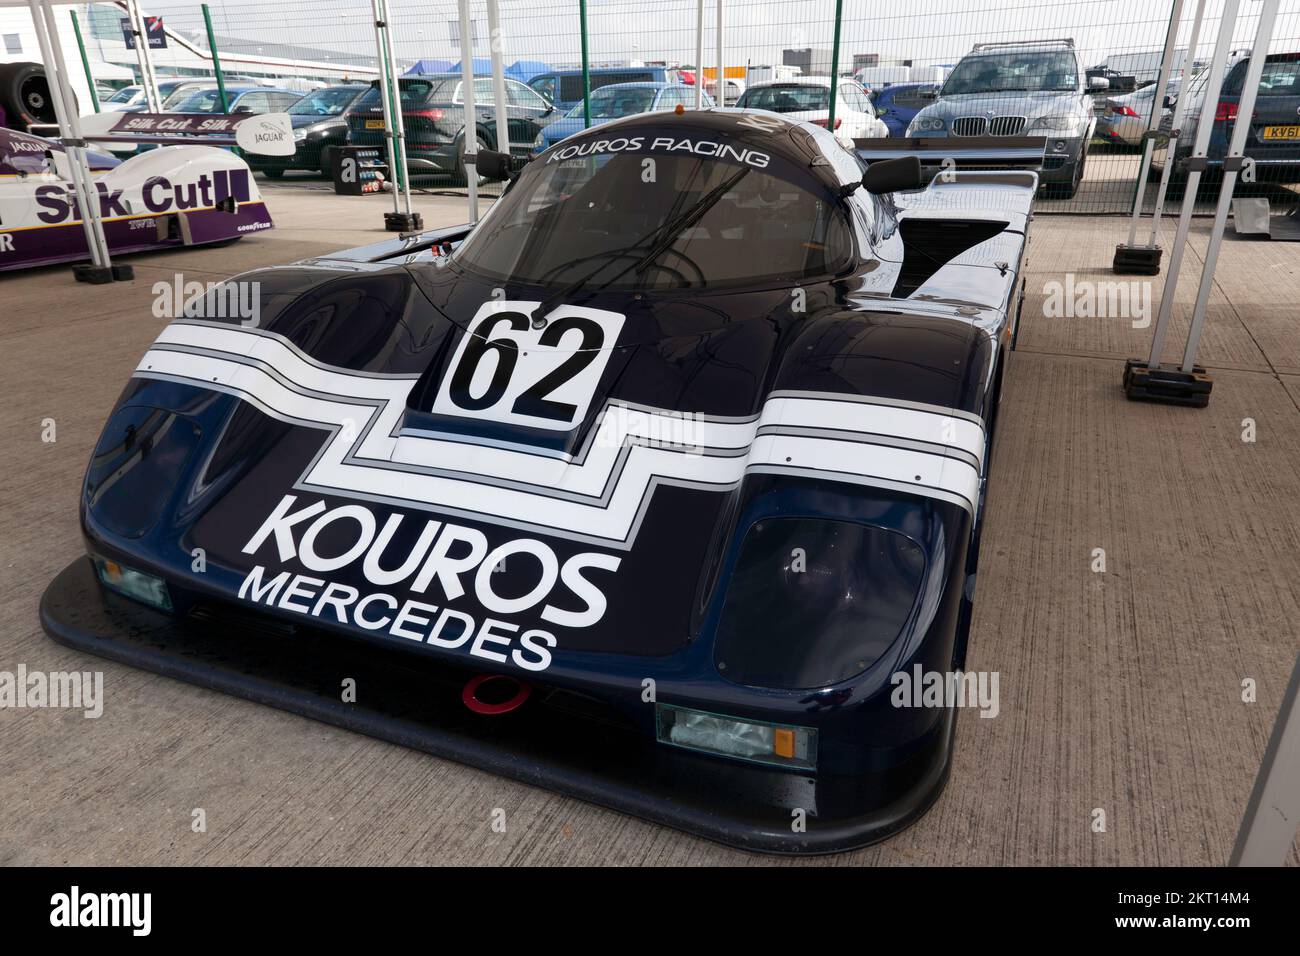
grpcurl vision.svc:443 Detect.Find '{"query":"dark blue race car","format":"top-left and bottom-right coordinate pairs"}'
top-left (43, 108), bottom-right (1036, 853)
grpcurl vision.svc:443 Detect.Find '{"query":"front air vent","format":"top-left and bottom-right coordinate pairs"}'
top-left (989, 116), bottom-right (1026, 136)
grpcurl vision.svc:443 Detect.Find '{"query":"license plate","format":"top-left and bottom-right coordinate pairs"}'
top-left (1262, 125), bottom-right (1300, 141)
top-left (365, 119), bottom-right (385, 130)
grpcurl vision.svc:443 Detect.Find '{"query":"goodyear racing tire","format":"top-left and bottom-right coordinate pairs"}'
top-left (0, 62), bottom-right (59, 132)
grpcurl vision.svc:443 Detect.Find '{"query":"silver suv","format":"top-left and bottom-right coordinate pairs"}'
top-left (906, 39), bottom-right (1105, 198)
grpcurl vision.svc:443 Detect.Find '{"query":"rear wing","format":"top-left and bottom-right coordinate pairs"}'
top-left (853, 136), bottom-right (1047, 171)
top-left (30, 112), bottom-right (295, 156)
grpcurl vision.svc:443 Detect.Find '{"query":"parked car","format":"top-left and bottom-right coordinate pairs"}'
top-left (873, 82), bottom-right (940, 137)
top-left (703, 76), bottom-right (746, 106)
top-left (169, 85), bottom-right (303, 116)
top-left (1152, 51), bottom-right (1300, 187)
top-left (345, 73), bottom-right (558, 184)
top-left (735, 76), bottom-right (888, 139)
top-left (101, 79), bottom-right (213, 113)
top-left (534, 82), bottom-right (712, 153)
top-left (527, 66), bottom-right (682, 112)
top-left (906, 39), bottom-right (1104, 198)
top-left (247, 84), bottom-right (368, 178)
top-left (1096, 84), bottom-right (1170, 147)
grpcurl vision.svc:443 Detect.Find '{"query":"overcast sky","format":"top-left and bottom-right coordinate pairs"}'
top-left (141, 0), bottom-right (1300, 71)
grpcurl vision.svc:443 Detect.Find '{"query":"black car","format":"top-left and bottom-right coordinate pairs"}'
top-left (344, 73), bottom-right (558, 184)
top-left (43, 109), bottom-right (1037, 853)
top-left (1154, 51), bottom-right (1300, 188)
top-left (248, 85), bottom-right (368, 178)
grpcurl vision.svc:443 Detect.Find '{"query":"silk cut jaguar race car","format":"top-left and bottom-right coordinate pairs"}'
top-left (42, 108), bottom-right (1036, 854)
top-left (0, 125), bottom-right (272, 272)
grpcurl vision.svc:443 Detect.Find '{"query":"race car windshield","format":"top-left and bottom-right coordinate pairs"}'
top-left (453, 148), bottom-right (852, 291)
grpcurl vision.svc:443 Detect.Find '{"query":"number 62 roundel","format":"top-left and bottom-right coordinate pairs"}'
top-left (431, 300), bottom-right (626, 432)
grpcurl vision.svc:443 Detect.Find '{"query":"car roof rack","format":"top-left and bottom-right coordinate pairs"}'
top-left (972, 38), bottom-right (1075, 51)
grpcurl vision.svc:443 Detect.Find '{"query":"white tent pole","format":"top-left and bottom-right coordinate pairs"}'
top-left (456, 0), bottom-right (479, 221)
top-left (126, 0), bottom-right (162, 112)
top-left (1145, 0), bottom-right (1241, 370)
top-left (486, 0), bottom-right (510, 166)
top-left (29, 0), bottom-right (113, 271)
top-left (369, 0), bottom-right (402, 219)
top-left (715, 0), bottom-right (724, 107)
top-left (1124, 0), bottom-right (1185, 248)
top-left (694, 0), bottom-right (704, 109)
top-left (377, 0), bottom-right (413, 218)
top-left (1148, 0), bottom-right (1208, 247)
top-left (1181, 0), bottom-right (1279, 371)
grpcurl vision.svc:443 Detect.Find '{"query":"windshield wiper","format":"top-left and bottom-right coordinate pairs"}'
top-left (530, 165), bottom-right (751, 328)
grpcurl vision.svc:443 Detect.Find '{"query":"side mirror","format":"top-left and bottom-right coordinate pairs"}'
top-left (476, 148), bottom-right (512, 182)
top-left (233, 104), bottom-right (254, 114)
top-left (862, 155), bottom-right (924, 194)
top-left (1088, 76), bottom-right (1110, 91)
top-left (1163, 95), bottom-right (1175, 109)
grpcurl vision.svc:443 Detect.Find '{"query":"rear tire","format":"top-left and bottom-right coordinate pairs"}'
top-left (0, 62), bottom-right (59, 132)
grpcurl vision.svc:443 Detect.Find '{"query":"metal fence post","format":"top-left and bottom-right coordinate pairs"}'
top-left (69, 10), bottom-right (99, 113)
top-left (828, 0), bottom-right (843, 129)
top-left (694, 0), bottom-right (704, 110)
top-left (456, 0), bottom-right (480, 220)
top-left (487, 0), bottom-right (510, 166)
top-left (714, 0), bottom-right (724, 107)
top-left (201, 4), bottom-right (229, 114)
top-left (580, 0), bottom-right (591, 128)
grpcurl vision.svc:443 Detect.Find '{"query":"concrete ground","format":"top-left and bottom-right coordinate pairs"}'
top-left (1, 182), bottom-right (1297, 866)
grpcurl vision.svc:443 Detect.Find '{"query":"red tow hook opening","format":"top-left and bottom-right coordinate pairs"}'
top-left (462, 673), bottom-right (532, 715)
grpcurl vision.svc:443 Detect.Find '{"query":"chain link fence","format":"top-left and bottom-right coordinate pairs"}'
top-left (64, 0), bottom-right (1300, 213)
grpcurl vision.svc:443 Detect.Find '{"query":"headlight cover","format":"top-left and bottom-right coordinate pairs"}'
top-left (84, 405), bottom-right (203, 539)
top-left (713, 518), bottom-right (926, 689)
top-left (909, 115), bottom-right (946, 133)
top-left (1030, 114), bottom-right (1081, 133)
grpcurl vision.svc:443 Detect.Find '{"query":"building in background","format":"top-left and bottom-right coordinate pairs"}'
top-left (783, 47), bottom-right (834, 76)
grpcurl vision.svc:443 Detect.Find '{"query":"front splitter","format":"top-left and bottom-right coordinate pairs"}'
top-left (41, 557), bottom-right (955, 855)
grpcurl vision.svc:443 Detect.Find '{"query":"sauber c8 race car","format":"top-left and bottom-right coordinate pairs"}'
top-left (42, 108), bottom-right (1035, 854)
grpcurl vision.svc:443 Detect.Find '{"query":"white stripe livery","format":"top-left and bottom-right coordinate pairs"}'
top-left (134, 321), bottom-right (987, 548)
